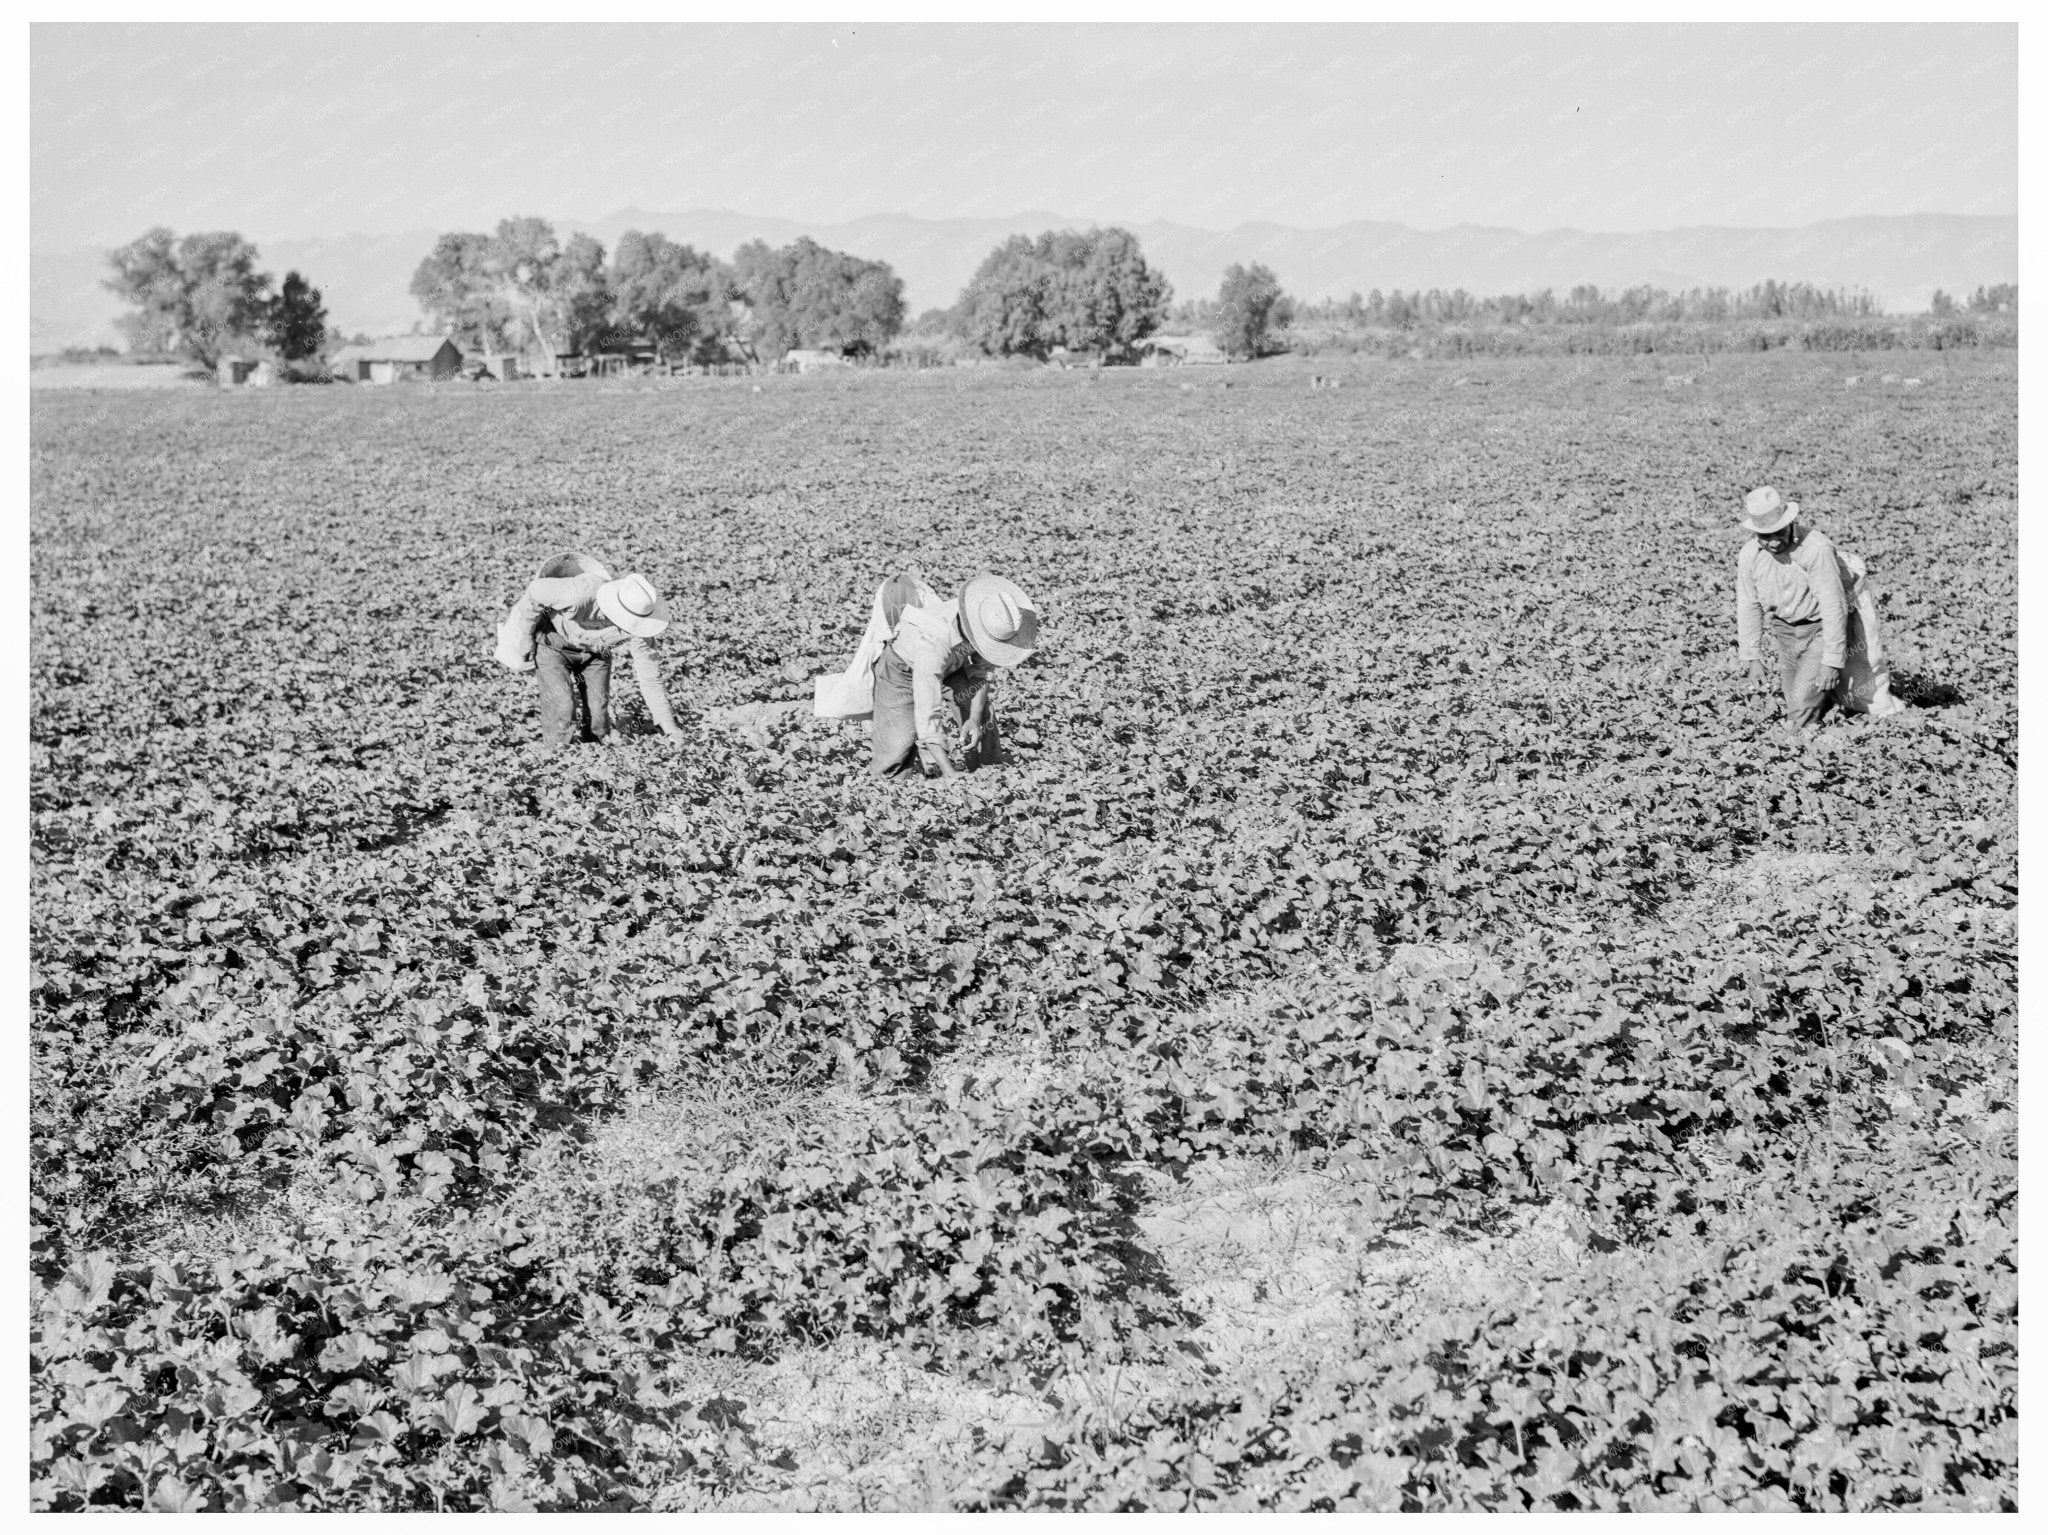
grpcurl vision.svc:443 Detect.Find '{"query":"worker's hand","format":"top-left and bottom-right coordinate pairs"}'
top-left (956, 716), bottom-right (984, 753)
top-left (1745, 661), bottom-right (1768, 689)
top-left (1815, 665), bottom-right (1842, 696)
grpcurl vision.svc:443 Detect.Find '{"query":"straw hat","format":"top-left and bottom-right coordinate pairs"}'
top-left (1740, 486), bottom-right (1799, 534)
top-left (959, 574), bottom-right (1039, 668)
top-left (596, 572), bottom-right (671, 638)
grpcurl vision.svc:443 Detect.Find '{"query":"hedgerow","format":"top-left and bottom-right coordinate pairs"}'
top-left (30, 354), bottom-right (2015, 1507)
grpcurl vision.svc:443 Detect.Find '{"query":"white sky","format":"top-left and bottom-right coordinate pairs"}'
top-left (31, 22), bottom-right (2017, 249)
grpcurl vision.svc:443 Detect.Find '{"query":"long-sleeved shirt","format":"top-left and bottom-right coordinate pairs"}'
top-left (1736, 525), bottom-right (1849, 669)
top-left (496, 571), bottom-right (680, 734)
top-left (888, 599), bottom-right (995, 748)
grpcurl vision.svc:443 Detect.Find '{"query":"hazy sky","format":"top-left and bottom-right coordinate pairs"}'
top-left (32, 22), bottom-right (2016, 249)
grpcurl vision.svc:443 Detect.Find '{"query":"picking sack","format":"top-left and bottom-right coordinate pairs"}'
top-left (812, 571), bottom-right (939, 720)
top-left (493, 550), bottom-right (613, 673)
top-left (1835, 549), bottom-right (1906, 719)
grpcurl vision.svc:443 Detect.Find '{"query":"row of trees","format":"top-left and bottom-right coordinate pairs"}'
top-left (404, 219), bottom-right (1301, 366)
top-left (103, 220), bottom-right (2012, 372)
top-left (1930, 284), bottom-right (2018, 316)
top-left (408, 219), bottom-right (1287, 366)
top-left (408, 220), bottom-right (905, 369)
top-left (102, 230), bottom-right (329, 368)
top-left (1290, 280), bottom-right (1894, 330)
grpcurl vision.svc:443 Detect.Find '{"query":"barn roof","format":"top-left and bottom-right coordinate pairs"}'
top-left (331, 336), bottom-right (461, 364)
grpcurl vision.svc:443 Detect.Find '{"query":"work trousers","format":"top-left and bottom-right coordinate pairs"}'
top-left (534, 627), bottom-right (613, 746)
top-left (1769, 614), bottom-right (1841, 729)
top-left (869, 646), bottom-right (998, 778)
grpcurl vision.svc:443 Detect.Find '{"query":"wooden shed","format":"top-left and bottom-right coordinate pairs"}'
top-left (329, 336), bottom-right (464, 384)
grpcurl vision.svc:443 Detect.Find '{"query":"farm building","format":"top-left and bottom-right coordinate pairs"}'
top-left (329, 336), bottom-right (464, 384)
top-left (587, 339), bottom-right (661, 377)
top-left (784, 348), bottom-right (854, 374)
top-left (217, 356), bottom-right (259, 387)
top-left (1136, 335), bottom-right (1227, 367)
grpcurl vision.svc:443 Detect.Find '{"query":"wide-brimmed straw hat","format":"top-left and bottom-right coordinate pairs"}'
top-left (959, 574), bottom-right (1039, 668)
top-left (596, 572), bottom-right (671, 638)
top-left (1740, 486), bottom-right (1799, 534)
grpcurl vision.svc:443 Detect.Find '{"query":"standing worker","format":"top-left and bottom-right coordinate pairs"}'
top-left (1734, 487), bottom-right (1903, 728)
top-left (494, 551), bottom-right (688, 748)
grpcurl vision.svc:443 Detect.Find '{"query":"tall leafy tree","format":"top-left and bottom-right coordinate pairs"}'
top-left (1063, 228), bottom-right (1172, 355)
top-left (409, 218), bottom-right (617, 370)
top-left (732, 237), bottom-right (904, 360)
top-left (409, 231), bottom-right (516, 353)
top-left (953, 228), bottom-right (1169, 360)
top-left (1211, 262), bottom-right (1295, 360)
top-left (956, 236), bottom-right (1053, 359)
top-left (484, 216), bottom-right (571, 365)
top-left (103, 228), bottom-right (274, 367)
top-left (551, 232), bottom-right (613, 355)
top-left (263, 271), bottom-right (329, 361)
top-left (731, 239), bottom-right (794, 359)
top-left (103, 228), bottom-right (183, 356)
top-left (607, 231), bottom-right (737, 363)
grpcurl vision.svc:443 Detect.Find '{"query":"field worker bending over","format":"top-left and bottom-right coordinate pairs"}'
top-left (875, 573), bottom-right (1039, 778)
top-left (494, 551), bottom-right (688, 748)
top-left (1735, 487), bottom-right (1905, 728)
top-left (814, 571), bottom-right (1040, 779)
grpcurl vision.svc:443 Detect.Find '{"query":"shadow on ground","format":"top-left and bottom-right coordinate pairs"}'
top-left (1891, 670), bottom-right (1965, 708)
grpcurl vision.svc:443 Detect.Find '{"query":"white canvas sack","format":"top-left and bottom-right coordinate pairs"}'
top-left (495, 551), bottom-right (612, 673)
top-left (813, 574), bottom-right (939, 719)
top-left (1834, 549), bottom-right (1907, 719)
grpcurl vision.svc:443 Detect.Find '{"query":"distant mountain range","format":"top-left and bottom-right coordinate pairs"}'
top-left (30, 210), bottom-right (2016, 353)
